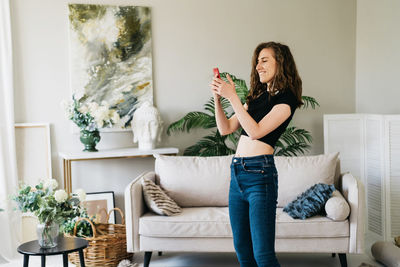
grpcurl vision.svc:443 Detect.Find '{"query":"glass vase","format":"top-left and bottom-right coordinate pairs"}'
top-left (37, 221), bottom-right (59, 248)
top-left (80, 129), bottom-right (101, 152)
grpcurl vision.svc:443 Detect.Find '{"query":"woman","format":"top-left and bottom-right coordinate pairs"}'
top-left (210, 42), bottom-right (303, 267)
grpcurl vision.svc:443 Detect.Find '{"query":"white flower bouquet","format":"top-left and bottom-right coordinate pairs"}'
top-left (63, 94), bottom-right (120, 131)
top-left (13, 179), bottom-right (92, 246)
top-left (62, 94), bottom-right (122, 151)
top-left (13, 179), bottom-right (86, 225)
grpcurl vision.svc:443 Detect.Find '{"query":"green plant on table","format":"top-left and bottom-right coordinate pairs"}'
top-left (167, 72), bottom-right (319, 157)
top-left (13, 179), bottom-right (88, 245)
top-left (62, 94), bottom-right (123, 151)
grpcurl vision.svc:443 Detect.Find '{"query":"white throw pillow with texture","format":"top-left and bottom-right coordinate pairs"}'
top-left (154, 154), bottom-right (233, 207)
top-left (141, 178), bottom-right (182, 216)
top-left (275, 152), bottom-right (339, 207)
top-left (325, 190), bottom-right (350, 221)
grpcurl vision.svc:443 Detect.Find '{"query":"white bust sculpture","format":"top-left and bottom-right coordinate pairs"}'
top-left (131, 101), bottom-right (163, 150)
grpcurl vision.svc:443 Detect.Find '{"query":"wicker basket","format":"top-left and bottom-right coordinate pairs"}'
top-left (67, 208), bottom-right (132, 267)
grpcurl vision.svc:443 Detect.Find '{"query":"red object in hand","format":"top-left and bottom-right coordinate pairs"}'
top-left (213, 67), bottom-right (220, 78)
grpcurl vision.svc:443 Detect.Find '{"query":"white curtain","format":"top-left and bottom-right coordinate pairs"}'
top-left (0, 0), bottom-right (21, 261)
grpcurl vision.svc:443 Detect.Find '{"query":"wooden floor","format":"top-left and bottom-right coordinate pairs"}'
top-left (0, 251), bottom-right (384, 267)
top-left (0, 235), bottom-right (385, 267)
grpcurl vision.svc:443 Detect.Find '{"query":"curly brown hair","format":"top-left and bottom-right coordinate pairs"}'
top-left (247, 42), bottom-right (303, 108)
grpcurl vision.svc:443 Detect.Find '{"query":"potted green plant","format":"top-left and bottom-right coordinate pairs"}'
top-left (62, 94), bottom-right (121, 152)
top-left (167, 72), bottom-right (319, 156)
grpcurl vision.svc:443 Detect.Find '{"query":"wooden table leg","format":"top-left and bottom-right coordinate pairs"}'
top-left (78, 249), bottom-right (85, 267)
top-left (23, 255), bottom-right (29, 267)
top-left (41, 255), bottom-right (45, 267)
top-left (63, 159), bottom-right (72, 194)
top-left (63, 253), bottom-right (68, 267)
top-left (63, 159), bottom-right (67, 193)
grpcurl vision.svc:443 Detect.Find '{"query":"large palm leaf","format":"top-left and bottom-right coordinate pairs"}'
top-left (274, 126), bottom-right (312, 156)
top-left (166, 111), bottom-right (215, 134)
top-left (167, 73), bottom-right (246, 135)
top-left (167, 72), bottom-right (319, 157)
top-left (301, 96), bottom-right (320, 109)
top-left (183, 131), bottom-right (235, 156)
top-left (204, 97), bottom-right (231, 116)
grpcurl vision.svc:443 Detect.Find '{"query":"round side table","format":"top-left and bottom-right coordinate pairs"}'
top-left (17, 236), bottom-right (88, 267)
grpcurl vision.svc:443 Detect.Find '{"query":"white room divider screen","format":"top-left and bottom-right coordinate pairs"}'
top-left (324, 114), bottom-right (400, 241)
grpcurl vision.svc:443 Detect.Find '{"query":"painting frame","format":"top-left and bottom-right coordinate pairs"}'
top-left (67, 4), bottom-right (154, 132)
top-left (15, 122), bottom-right (53, 242)
top-left (82, 191), bottom-right (116, 224)
top-left (14, 123), bottom-right (52, 182)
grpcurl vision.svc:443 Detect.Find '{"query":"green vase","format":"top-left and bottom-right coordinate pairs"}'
top-left (80, 130), bottom-right (100, 152)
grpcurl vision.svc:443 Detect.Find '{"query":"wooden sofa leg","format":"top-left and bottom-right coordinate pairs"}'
top-left (338, 253), bottom-right (347, 267)
top-left (144, 251), bottom-right (152, 267)
top-left (158, 251), bottom-right (162, 256)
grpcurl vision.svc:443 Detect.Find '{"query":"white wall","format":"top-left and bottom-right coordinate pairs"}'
top-left (356, 0), bottom-right (400, 113)
top-left (10, 0), bottom-right (356, 211)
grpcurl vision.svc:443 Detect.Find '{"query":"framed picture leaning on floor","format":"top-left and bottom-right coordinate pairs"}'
top-left (82, 191), bottom-right (116, 224)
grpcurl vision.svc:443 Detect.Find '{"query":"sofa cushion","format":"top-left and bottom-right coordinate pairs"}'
top-left (276, 208), bottom-right (349, 238)
top-left (154, 154), bottom-right (233, 207)
top-left (283, 183), bottom-right (336, 219)
top-left (141, 178), bottom-right (182, 216)
top-left (139, 207), bottom-right (231, 238)
top-left (275, 153), bottom-right (339, 207)
top-left (325, 190), bottom-right (350, 221)
top-left (139, 207), bottom-right (349, 239)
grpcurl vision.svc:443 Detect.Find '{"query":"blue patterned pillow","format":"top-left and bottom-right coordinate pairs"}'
top-left (283, 183), bottom-right (336, 220)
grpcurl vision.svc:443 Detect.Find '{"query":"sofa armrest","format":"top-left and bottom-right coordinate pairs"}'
top-left (124, 171), bottom-right (155, 253)
top-left (340, 172), bottom-right (365, 254)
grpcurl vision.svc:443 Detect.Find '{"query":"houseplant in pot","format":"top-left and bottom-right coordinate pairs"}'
top-left (63, 94), bottom-right (121, 152)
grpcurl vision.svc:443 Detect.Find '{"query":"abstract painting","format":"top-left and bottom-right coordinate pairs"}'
top-left (68, 4), bottom-right (153, 129)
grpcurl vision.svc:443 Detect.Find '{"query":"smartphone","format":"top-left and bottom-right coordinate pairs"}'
top-left (213, 67), bottom-right (220, 78)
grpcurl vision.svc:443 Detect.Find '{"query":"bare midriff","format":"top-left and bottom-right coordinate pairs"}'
top-left (235, 135), bottom-right (274, 157)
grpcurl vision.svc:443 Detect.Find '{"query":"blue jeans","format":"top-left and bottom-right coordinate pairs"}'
top-left (229, 154), bottom-right (280, 267)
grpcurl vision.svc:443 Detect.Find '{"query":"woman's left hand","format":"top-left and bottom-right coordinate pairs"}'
top-left (210, 74), bottom-right (237, 100)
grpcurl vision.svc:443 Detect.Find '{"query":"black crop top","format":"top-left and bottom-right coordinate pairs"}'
top-left (241, 89), bottom-right (298, 148)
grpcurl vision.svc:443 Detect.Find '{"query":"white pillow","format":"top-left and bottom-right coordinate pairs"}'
top-left (275, 152), bottom-right (339, 207)
top-left (154, 154), bottom-right (233, 207)
top-left (325, 190), bottom-right (350, 221)
top-left (141, 178), bottom-right (182, 216)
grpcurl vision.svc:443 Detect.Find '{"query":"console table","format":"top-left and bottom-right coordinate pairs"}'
top-left (59, 147), bottom-right (179, 193)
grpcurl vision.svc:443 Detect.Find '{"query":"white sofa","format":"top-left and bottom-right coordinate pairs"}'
top-left (124, 153), bottom-right (365, 267)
